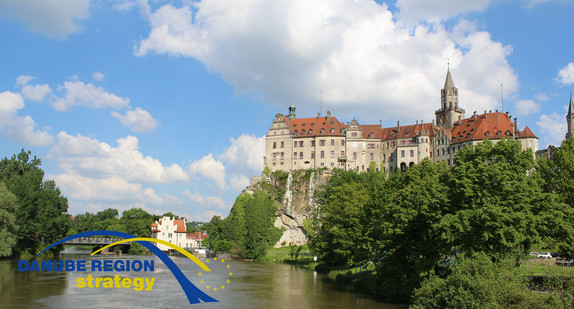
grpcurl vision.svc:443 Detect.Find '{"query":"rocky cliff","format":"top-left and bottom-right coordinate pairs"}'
top-left (247, 169), bottom-right (330, 247)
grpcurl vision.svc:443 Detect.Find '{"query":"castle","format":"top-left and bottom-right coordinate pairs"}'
top-left (264, 69), bottom-right (541, 173)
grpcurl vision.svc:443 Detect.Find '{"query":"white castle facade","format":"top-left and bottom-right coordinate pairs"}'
top-left (265, 69), bottom-right (540, 173)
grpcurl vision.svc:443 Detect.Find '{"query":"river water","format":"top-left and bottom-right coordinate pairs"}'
top-left (1, 247), bottom-right (401, 308)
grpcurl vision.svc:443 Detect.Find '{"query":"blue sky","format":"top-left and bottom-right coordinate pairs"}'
top-left (1, 0), bottom-right (573, 221)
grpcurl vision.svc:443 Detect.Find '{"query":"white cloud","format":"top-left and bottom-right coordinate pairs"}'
top-left (92, 72), bottom-right (105, 82)
top-left (0, 0), bottom-right (91, 39)
top-left (16, 75), bottom-right (35, 86)
top-left (536, 112), bottom-right (567, 147)
top-left (395, 0), bottom-right (491, 23)
top-left (22, 84), bottom-right (52, 101)
top-left (51, 170), bottom-right (181, 206)
top-left (183, 190), bottom-right (229, 210)
top-left (48, 132), bottom-right (189, 184)
top-left (525, 0), bottom-right (551, 8)
top-left (111, 107), bottom-right (159, 133)
top-left (514, 100), bottom-right (540, 116)
top-left (188, 153), bottom-right (227, 190)
top-left (556, 62), bottom-right (574, 85)
top-left (135, 0), bottom-right (517, 123)
top-left (0, 91), bottom-right (54, 146)
top-left (191, 210), bottom-right (225, 222)
top-left (229, 174), bottom-right (250, 191)
top-left (218, 134), bottom-right (265, 174)
top-left (53, 80), bottom-right (130, 111)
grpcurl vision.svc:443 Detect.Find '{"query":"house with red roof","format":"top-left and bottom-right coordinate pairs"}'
top-left (265, 69), bottom-right (539, 174)
top-left (151, 216), bottom-right (207, 251)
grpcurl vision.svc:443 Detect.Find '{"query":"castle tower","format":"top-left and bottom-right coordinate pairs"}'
top-left (567, 92), bottom-right (574, 139)
top-left (435, 68), bottom-right (465, 129)
top-left (289, 101), bottom-right (296, 119)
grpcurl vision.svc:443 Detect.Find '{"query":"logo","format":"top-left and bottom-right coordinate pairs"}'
top-left (19, 231), bottom-right (226, 305)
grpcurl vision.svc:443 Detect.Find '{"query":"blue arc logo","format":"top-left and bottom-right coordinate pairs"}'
top-left (39, 231), bottom-right (218, 305)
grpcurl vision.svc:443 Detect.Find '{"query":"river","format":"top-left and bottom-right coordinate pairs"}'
top-left (0, 247), bottom-right (401, 308)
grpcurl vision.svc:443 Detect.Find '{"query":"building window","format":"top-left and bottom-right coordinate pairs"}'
top-left (331, 139), bottom-right (335, 146)
top-left (351, 132), bottom-right (358, 137)
top-left (369, 132), bottom-right (374, 138)
top-left (369, 153), bottom-right (374, 160)
top-left (330, 128), bottom-right (335, 134)
top-left (294, 152), bottom-right (297, 158)
top-left (301, 129), bottom-right (306, 135)
top-left (294, 141), bottom-right (297, 148)
top-left (319, 140), bottom-right (325, 146)
top-left (320, 151), bottom-right (325, 158)
top-left (331, 162), bottom-right (334, 167)
top-left (341, 140), bottom-right (345, 146)
top-left (485, 131), bottom-right (490, 137)
top-left (280, 141), bottom-right (284, 148)
top-left (353, 152), bottom-right (357, 160)
top-left (321, 128), bottom-right (325, 134)
top-left (383, 154), bottom-right (386, 161)
top-left (311, 140), bottom-right (315, 146)
top-left (401, 150), bottom-right (405, 157)
top-left (272, 153), bottom-right (276, 161)
top-left (293, 130), bottom-right (298, 136)
top-left (330, 151), bottom-right (335, 158)
top-left (321, 163), bottom-right (325, 166)
top-left (311, 151), bottom-right (315, 159)
top-left (273, 142), bottom-right (276, 149)
top-left (280, 152), bottom-right (284, 160)
top-left (341, 151), bottom-right (345, 157)
top-left (309, 129), bottom-right (313, 135)
top-left (410, 150), bottom-right (414, 157)
top-left (299, 152), bottom-right (303, 159)
top-left (299, 141), bottom-right (304, 147)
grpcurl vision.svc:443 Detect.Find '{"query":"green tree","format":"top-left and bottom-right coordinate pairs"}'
top-left (241, 191), bottom-right (282, 260)
top-left (538, 137), bottom-right (574, 207)
top-left (410, 253), bottom-right (556, 309)
top-left (311, 181), bottom-right (369, 266)
top-left (0, 182), bottom-right (18, 257)
top-left (0, 150), bottom-right (71, 255)
top-left (441, 139), bottom-right (539, 259)
top-left (120, 208), bottom-right (154, 238)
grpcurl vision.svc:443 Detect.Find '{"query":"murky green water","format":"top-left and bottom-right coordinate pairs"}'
top-left (0, 248), bottom-right (401, 308)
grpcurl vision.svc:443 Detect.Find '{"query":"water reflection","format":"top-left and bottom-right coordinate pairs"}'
top-left (1, 248), bottom-right (401, 309)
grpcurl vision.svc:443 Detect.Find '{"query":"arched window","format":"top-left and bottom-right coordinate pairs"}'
top-left (497, 130), bottom-right (502, 136)
top-left (369, 132), bottom-right (374, 138)
top-left (330, 128), bottom-right (335, 134)
top-left (400, 162), bottom-right (407, 172)
top-left (505, 130), bottom-right (512, 136)
top-left (301, 129), bottom-right (306, 135)
top-left (308, 129), bottom-right (313, 135)
top-left (485, 131), bottom-right (490, 137)
top-left (320, 128), bottom-right (325, 134)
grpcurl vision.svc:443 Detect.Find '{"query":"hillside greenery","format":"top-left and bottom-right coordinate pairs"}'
top-left (306, 138), bottom-right (574, 305)
top-left (202, 190), bottom-right (283, 260)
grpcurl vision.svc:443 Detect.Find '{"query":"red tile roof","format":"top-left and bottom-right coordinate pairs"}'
top-left (288, 115), bottom-right (346, 137)
top-left (448, 112), bottom-right (537, 144)
top-left (380, 123), bottom-right (438, 140)
top-left (359, 125), bottom-right (383, 139)
top-left (187, 231), bottom-right (208, 240)
top-left (174, 219), bottom-right (186, 233)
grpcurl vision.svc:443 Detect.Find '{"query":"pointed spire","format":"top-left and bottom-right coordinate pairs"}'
top-left (444, 67), bottom-right (455, 89)
top-left (569, 91), bottom-right (574, 116)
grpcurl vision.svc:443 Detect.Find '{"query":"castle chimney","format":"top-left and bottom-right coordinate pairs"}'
top-left (317, 112), bottom-right (320, 119)
top-left (416, 120), bottom-right (418, 125)
top-left (505, 111), bottom-right (509, 119)
top-left (380, 120), bottom-right (382, 126)
top-left (397, 121), bottom-right (400, 132)
top-left (473, 111), bottom-right (477, 121)
top-left (484, 110), bottom-right (487, 119)
top-left (327, 111), bottom-right (331, 121)
top-left (458, 116), bottom-right (462, 125)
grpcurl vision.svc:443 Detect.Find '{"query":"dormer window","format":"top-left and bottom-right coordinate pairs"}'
top-left (485, 131), bottom-right (490, 137)
top-left (330, 128), bottom-right (335, 134)
top-left (301, 129), bottom-right (306, 135)
top-left (308, 129), bottom-right (313, 135)
top-left (369, 132), bottom-right (374, 138)
top-left (497, 130), bottom-right (502, 136)
top-left (320, 128), bottom-right (325, 134)
top-left (293, 130), bottom-right (299, 136)
top-left (505, 130), bottom-right (512, 136)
